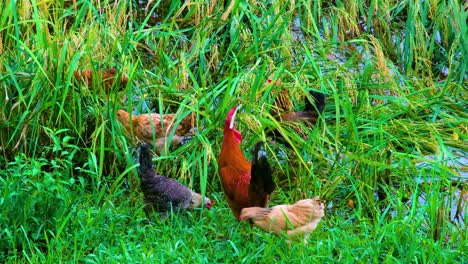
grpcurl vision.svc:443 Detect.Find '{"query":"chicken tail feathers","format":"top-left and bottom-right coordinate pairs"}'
top-left (240, 207), bottom-right (272, 221)
top-left (305, 90), bottom-right (326, 113)
top-left (138, 143), bottom-right (155, 177)
top-left (251, 142), bottom-right (275, 195)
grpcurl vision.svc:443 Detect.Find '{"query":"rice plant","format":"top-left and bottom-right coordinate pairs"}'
top-left (0, 0), bottom-right (466, 262)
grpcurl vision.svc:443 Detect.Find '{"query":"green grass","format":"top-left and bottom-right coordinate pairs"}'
top-left (0, 0), bottom-right (467, 262)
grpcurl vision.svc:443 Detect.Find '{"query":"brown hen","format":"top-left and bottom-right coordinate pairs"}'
top-left (74, 68), bottom-right (128, 90)
top-left (117, 109), bottom-right (196, 153)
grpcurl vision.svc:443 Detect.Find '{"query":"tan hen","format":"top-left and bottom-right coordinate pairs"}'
top-left (240, 196), bottom-right (325, 243)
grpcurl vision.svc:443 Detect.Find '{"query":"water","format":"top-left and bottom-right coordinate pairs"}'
top-left (416, 147), bottom-right (468, 180)
top-left (413, 147), bottom-right (467, 229)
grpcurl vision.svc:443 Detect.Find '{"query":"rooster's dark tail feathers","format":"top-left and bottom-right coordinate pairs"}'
top-left (251, 142), bottom-right (275, 195)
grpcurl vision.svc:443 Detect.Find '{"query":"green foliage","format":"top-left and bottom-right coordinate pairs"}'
top-left (0, 0), bottom-right (466, 262)
top-left (0, 149), bottom-right (78, 259)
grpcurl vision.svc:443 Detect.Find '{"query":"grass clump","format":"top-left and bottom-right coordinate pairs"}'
top-left (0, 0), bottom-right (466, 262)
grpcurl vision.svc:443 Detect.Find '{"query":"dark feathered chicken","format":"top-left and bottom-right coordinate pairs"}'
top-left (276, 90), bottom-right (326, 123)
top-left (269, 90), bottom-right (326, 146)
top-left (138, 144), bottom-right (212, 219)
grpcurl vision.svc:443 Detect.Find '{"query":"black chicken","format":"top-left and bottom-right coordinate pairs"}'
top-left (269, 90), bottom-right (326, 145)
top-left (138, 144), bottom-right (212, 220)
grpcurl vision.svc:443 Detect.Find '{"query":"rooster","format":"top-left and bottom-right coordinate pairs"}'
top-left (218, 106), bottom-right (275, 219)
top-left (239, 197), bottom-right (325, 243)
top-left (117, 109), bottom-right (196, 153)
top-left (138, 143), bottom-right (212, 220)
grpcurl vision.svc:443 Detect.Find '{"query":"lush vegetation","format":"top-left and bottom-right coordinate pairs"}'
top-left (0, 0), bottom-right (466, 262)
